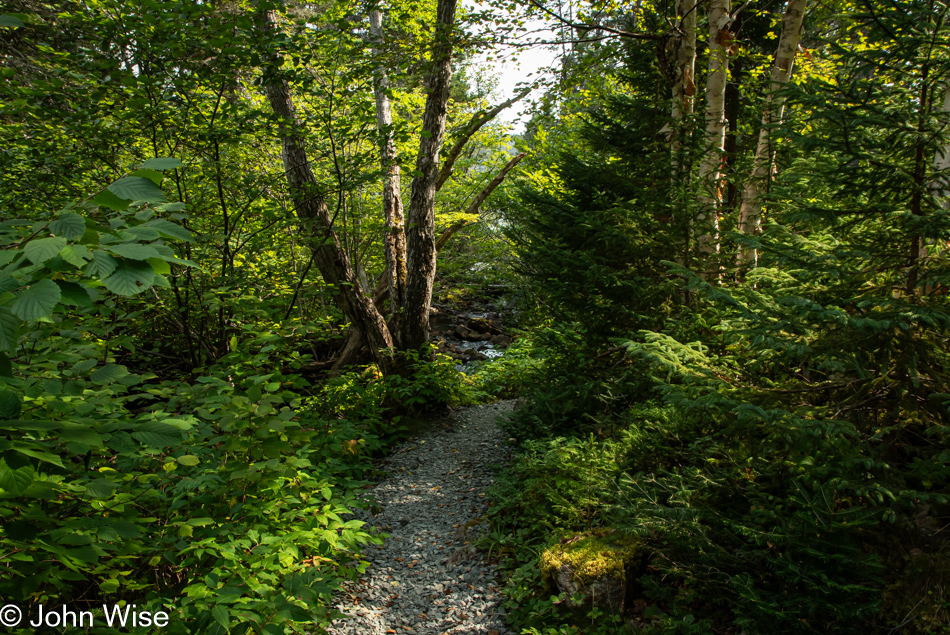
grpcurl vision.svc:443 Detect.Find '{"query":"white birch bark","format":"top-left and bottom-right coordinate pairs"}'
top-left (696, 0), bottom-right (732, 269)
top-left (670, 0), bottom-right (698, 178)
top-left (737, 0), bottom-right (807, 264)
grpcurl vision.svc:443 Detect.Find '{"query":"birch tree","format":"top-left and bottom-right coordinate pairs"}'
top-left (696, 0), bottom-right (732, 270)
top-left (736, 0), bottom-right (807, 264)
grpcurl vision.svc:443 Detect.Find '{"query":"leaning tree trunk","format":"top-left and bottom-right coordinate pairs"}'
top-left (400, 0), bottom-right (458, 352)
top-left (368, 9), bottom-right (408, 339)
top-left (737, 0), bottom-right (807, 264)
top-left (696, 0), bottom-right (732, 274)
top-left (258, 9), bottom-right (396, 374)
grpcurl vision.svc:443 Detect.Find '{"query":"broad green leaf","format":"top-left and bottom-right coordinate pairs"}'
top-left (0, 306), bottom-right (20, 352)
top-left (14, 447), bottom-right (64, 468)
top-left (0, 462), bottom-right (32, 495)
top-left (142, 218), bottom-right (194, 242)
top-left (177, 455), bottom-right (200, 466)
top-left (49, 213), bottom-right (86, 240)
top-left (0, 250), bottom-right (20, 268)
top-left (24, 237), bottom-right (66, 264)
top-left (157, 202), bottom-right (187, 212)
top-left (90, 363), bottom-right (129, 384)
top-left (212, 605), bottom-right (230, 630)
top-left (107, 177), bottom-right (165, 203)
top-left (131, 422), bottom-right (181, 447)
top-left (0, 390), bottom-right (21, 419)
top-left (60, 425), bottom-right (103, 447)
top-left (72, 358), bottom-right (97, 373)
top-left (0, 15), bottom-right (24, 27)
top-left (130, 168), bottom-right (163, 186)
top-left (93, 189), bottom-right (130, 211)
top-left (147, 258), bottom-right (171, 275)
top-left (141, 158), bottom-right (183, 170)
top-left (55, 280), bottom-right (94, 308)
top-left (108, 243), bottom-right (160, 260)
top-left (103, 259), bottom-right (154, 296)
top-left (11, 279), bottom-right (61, 320)
top-left (85, 479), bottom-right (119, 499)
top-left (60, 244), bottom-right (92, 267)
top-left (100, 579), bottom-right (120, 593)
top-left (89, 250), bottom-right (118, 277)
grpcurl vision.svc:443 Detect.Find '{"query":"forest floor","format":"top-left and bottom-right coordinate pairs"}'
top-left (325, 400), bottom-right (518, 635)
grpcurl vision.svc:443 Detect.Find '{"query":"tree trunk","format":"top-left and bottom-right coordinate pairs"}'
top-left (258, 9), bottom-right (396, 374)
top-left (668, 0), bottom-right (697, 178)
top-left (400, 0), bottom-right (458, 352)
top-left (369, 9), bottom-right (408, 337)
top-left (696, 0), bottom-right (732, 272)
top-left (737, 0), bottom-right (807, 264)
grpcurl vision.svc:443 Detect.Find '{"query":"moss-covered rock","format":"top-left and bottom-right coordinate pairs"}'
top-left (540, 531), bottom-right (644, 610)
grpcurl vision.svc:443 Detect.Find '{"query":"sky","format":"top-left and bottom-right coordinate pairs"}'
top-left (464, 0), bottom-right (562, 131)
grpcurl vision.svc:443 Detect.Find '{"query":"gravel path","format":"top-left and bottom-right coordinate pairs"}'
top-left (326, 401), bottom-right (518, 635)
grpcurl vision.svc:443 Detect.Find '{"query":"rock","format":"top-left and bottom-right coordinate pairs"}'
top-left (455, 326), bottom-right (470, 339)
top-left (539, 532), bottom-right (643, 610)
top-left (491, 334), bottom-right (512, 347)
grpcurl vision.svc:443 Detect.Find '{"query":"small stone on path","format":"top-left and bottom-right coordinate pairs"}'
top-left (325, 401), bottom-right (517, 635)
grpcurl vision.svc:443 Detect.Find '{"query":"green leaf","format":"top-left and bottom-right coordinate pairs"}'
top-left (14, 447), bottom-right (64, 468)
top-left (72, 358), bottom-right (97, 373)
top-left (0, 15), bottom-right (25, 27)
top-left (131, 422), bottom-right (181, 447)
top-left (142, 218), bottom-right (194, 242)
top-left (0, 310), bottom-right (19, 352)
top-left (89, 250), bottom-right (118, 277)
top-left (107, 177), bottom-right (165, 203)
top-left (90, 363), bottom-right (129, 384)
top-left (107, 243), bottom-right (160, 260)
top-left (24, 237), bottom-right (67, 264)
top-left (60, 244), bottom-right (93, 267)
top-left (130, 168), bottom-right (164, 186)
top-left (11, 279), bottom-right (61, 320)
top-left (60, 425), bottom-right (104, 447)
top-left (212, 605), bottom-right (230, 629)
top-left (49, 213), bottom-right (86, 240)
top-left (0, 390), bottom-right (21, 419)
top-left (85, 479), bottom-right (119, 499)
top-left (0, 462), bottom-right (33, 495)
top-left (177, 455), bottom-right (200, 466)
top-left (102, 259), bottom-right (154, 296)
top-left (93, 189), bottom-right (131, 211)
top-left (55, 280), bottom-right (94, 308)
top-left (141, 158), bottom-right (182, 171)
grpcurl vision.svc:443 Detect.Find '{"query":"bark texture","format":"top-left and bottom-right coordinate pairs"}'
top-left (369, 9), bottom-right (408, 332)
top-left (259, 10), bottom-right (395, 374)
top-left (667, 0), bottom-right (698, 178)
top-left (401, 0), bottom-right (458, 352)
top-left (697, 0), bottom-right (732, 266)
top-left (737, 0), bottom-right (807, 263)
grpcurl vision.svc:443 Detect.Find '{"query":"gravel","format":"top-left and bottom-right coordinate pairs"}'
top-left (325, 401), bottom-right (517, 635)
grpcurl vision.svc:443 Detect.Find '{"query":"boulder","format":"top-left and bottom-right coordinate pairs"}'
top-left (539, 532), bottom-right (643, 610)
top-left (491, 334), bottom-right (512, 346)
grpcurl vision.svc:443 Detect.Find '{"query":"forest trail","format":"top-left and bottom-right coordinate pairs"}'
top-left (326, 401), bottom-right (517, 635)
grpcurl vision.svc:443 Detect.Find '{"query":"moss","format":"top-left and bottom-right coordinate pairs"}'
top-left (539, 531), bottom-right (641, 585)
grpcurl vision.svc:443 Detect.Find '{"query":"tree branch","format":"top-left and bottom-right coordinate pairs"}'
top-left (526, 0), bottom-right (666, 41)
top-left (436, 90), bottom-right (530, 191)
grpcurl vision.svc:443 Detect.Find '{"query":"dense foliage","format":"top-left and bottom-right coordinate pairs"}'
top-left (3, 0), bottom-right (950, 633)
